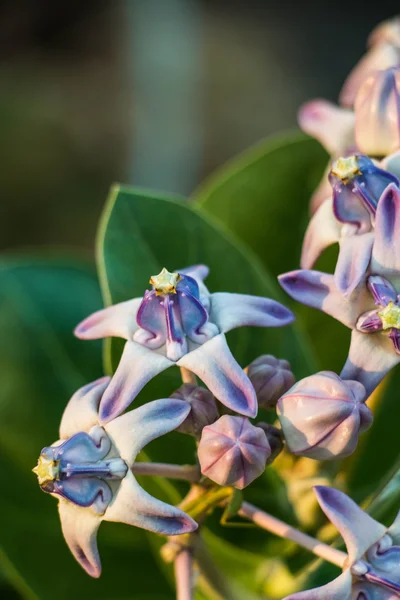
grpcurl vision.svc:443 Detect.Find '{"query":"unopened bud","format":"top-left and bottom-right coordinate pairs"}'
top-left (256, 423), bottom-right (284, 464)
top-left (170, 384), bottom-right (218, 437)
top-left (246, 355), bottom-right (295, 409)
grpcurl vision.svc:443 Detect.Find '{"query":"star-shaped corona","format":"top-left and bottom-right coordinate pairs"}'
top-left (331, 155), bottom-right (361, 181)
top-left (149, 268), bottom-right (182, 295)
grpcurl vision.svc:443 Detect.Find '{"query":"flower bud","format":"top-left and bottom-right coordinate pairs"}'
top-left (355, 67), bottom-right (400, 156)
top-left (277, 371), bottom-right (373, 460)
top-left (256, 423), bottom-right (284, 464)
top-left (197, 415), bottom-right (271, 489)
top-left (246, 355), bottom-right (295, 409)
top-left (170, 384), bottom-right (218, 437)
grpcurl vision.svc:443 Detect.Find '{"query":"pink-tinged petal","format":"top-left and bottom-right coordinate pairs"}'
top-left (310, 167), bottom-right (332, 214)
top-left (104, 399), bottom-right (190, 466)
top-left (301, 198), bottom-right (341, 269)
top-left (58, 500), bottom-right (102, 578)
top-left (59, 377), bottom-right (110, 439)
top-left (297, 99), bottom-right (354, 155)
top-left (340, 43), bottom-right (400, 107)
top-left (335, 232), bottom-right (374, 295)
top-left (372, 184), bottom-right (400, 272)
top-left (314, 486), bottom-right (387, 562)
top-left (283, 571), bottom-right (352, 600)
top-left (74, 298), bottom-right (142, 341)
top-left (278, 270), bottom-right (368, 328)
top-left (105, 471), bottom-right (197, 535)
top-left (210, 292), bottom-right (294, 332)
top-left (178, 334), bottom-right (257, 418)
top-left (341, 330), bottom-right (400, 396)
top-left (98, 342), bottom-right (172, 423)
top-left (368, 17), bottom-right (400, 47)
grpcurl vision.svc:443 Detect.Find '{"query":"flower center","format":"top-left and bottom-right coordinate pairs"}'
top-left (33, 454), bottom-right (60, 485)
top-left (378, 301), bottom-right (400, 330)
top-left (331, 155), bottom-right (361, 182)
top-left (149, 268), bottom-right (182, 296)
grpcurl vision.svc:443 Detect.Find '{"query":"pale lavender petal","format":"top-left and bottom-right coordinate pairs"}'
top-left (388, 510), bottom-right (400, 545)
top-left (341, 329), bottom-right (400, 395)
top-left (98, 342), bottom-right (172, 423)
top-left (310, 166), bottom-right (332, 214)
top-left (58, 500), bottom-right (102, 578)
top-left (283, 571), bottom-right (352, 600)
top-left (314, 486), bottom-right (387, 562)
top-left (178, 334), bottom-right (258, 417)
top-left (301, 198), bottom-right (341, 269)
top-left (104, 399), bottom-right (190, 465)
top-left (335, 233), bottom-right (374, 295)
top-left (372, 183), bottom-right (400, 272)
top-left (297, 99), bottom-right (354, 154)
top-left (74, 299), bottom-right (142, 340)
top-left (105, 471), bottom-right (197, 535)
top-left (59, 377), bottom-right (110, 439)
top-left (278, 270), bottom-right (368, 328)
top-left (356, 310), bottom-right (383, 333)
top-left (210, 292), bottom-right (294, 332)
top-left (368, 275), bottom-right (397, 306)
top-left (381, 149), bottom-right (400, 180)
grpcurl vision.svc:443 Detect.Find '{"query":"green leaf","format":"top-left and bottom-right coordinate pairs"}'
top-left (0, 258), bottom-right (174, 600)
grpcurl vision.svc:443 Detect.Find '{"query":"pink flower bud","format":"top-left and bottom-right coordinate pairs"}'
top-left (246, 355), bottom-right (295, 409)
top-left (170, 384), bottom-right (218, 437)
top-left (355, 67), bottom-right (400, 156)
top-left (197, 415), bottom-right (271, 489)
top-left (277, 371), bottom-right (373, 460)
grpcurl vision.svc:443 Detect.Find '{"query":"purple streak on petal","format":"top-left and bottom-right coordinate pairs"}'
top-left (283, 571), bottom-right (353, 600)
top-left (48, 477), bottom-right (112, 513)
top-left (99, 342), bottom-right (172, 423)
top-left (74, 299), bottom-right (142, 340)
top-left (332, 181), bottom-right (372, 231)
top-left (301, 198), bottom-right (341, 269)
top-left (356, 310), bottom-right (384, 333)
top-left (135, 290), bottom-right (167, 349)
top-left (178, 334), bottom-right (257, 417)
top-left (278, 270), bottom-right (367, 328)
top-left (177, 274), bottom-right (200, 299)
top-left (58, 501), bottom-right (102, 578)
top-left (389, 329), bottom-right (400, 354)
top-left (164, 294), bottom-right (186, 361)
top-left (105, 471), bottom-right (197, 535)
top-left (105, 399), bottom-right (191, 466)
top-left (314, 486), bottom-right (387, 562)
top-left (178, 290), bottom-right (210, 345)
top-left (373, 183), bottom-right (400, 271)
top-left (335, 233), bottom-right (374, 295)
top-left (59, 377), bottom-right (110, 439)
top-left (368, 275), bottom-right (397, 306)
top-left (341, 329), bottom-right (400, 396)
top-left (210, 292), bottom-right (294, 333)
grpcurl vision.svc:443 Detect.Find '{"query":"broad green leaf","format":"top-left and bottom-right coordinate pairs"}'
top-left (0, 259), bottom-right (174, 600)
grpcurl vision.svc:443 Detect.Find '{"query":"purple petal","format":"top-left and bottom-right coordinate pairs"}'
top-left (278, 270), bottom-right (368, 328)
top-left (297, 99), bottom-right (354, 155)
top-left (58, 500), bottom-right (102, 578)
top-left (210, 292), bottom-right (294, 332)
top-left (59, 377), bottom-right (110, 439)
top-left (301, 199), bottom-right (341, 269)
top-left (54, 430), bottom-right (110, 463)
top-left (178, 264), bottom-right (209, 282)
top-left (178, 290), bottom-right (211, 344)
top-left (74, 299), bottom-right (142, 340)
top-left (178, 334), bottom-right (258, 417)
top-left (368, 275), bottom-right (397, 306)
top-left (105, 471), bottom-right (197, 535)
top-left (341, 330), bottom-right (400, 396)
top-left (314, 486), bottom-right (387, 562)
top-left (332, 182), bottom-right (372, 231)
top-left (50, 478), bottom-right (112, 514)
top-left (135, 290), bottom-right (167, 349)
top-left (164, 294), bottom-right (187, 361)
top-left (356, 310), bottom-right (383, 333)
top-left (372, 183), bottom-right (400, 272)
top-left (283, 571), bottom-right (352, 600)
top-left (352, 581), bottom-right (398, 599)
top-left (98, 342), bottom-right (172, 423)
top-left (335, 233), bottom-right (374, 295)
top-left (176, 274), bottom-right (200, 299)
top-left (104, 399), bottom-right (191, 465)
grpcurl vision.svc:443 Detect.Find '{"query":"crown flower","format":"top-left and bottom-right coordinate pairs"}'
top-left (75, 264), bottom-right (294, 422)
top-left (284, 486), bottom-right (400, 599)
top-left (32, 377), bottom-right (197, 577)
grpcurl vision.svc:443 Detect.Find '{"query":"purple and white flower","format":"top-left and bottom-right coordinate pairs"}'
top-left (284, 486), bottom-right (400, 599)
top-left (75, 265), bottom-right (294, 422)
top-left (33, 377), bottom-right (197, 577)
top-left (280, 183), bottom-right (400, 396)
top-left (301, 155), bottom-right (398, 294)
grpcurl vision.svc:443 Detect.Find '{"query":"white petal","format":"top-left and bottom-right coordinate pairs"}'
top-left (74, 298), bottom-right (142, 341)
top-left (59, 377), bottom-right (110, 439)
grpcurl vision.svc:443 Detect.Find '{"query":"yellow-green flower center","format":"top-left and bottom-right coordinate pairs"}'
top-left (150, 268), bottom-right (182, 296)
top-left (378, 302), bottom-right (400, 330)
top-left (33, 455), bottom-right (60, 485)
top-left (331, 156), bottom-right (361, 182)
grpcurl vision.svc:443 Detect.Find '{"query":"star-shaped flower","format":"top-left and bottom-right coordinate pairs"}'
top-left (280, 183), bottom-right (400, 396)
top-left (33, 377), bottom-right (197, 577)
top-left (75, 264), bottom-right (294, 422)
top-left (284, 486), bottom-right (400, 599)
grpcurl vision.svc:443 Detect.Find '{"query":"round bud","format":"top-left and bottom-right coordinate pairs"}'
top-left (246, 355), bottom-right (295, 409)
top-left (170, 384), bottom-right (218, 437)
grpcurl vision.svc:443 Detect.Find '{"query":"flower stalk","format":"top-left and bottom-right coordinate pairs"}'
top-left (174, 549), bottom-right (194, 600)
top-left (131, 462), bottom-right (201, 483)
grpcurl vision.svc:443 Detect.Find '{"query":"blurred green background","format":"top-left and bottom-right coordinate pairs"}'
top-left (2, 1), bottom-right (400, 599)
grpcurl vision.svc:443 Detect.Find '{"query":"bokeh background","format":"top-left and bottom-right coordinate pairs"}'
top-left (1, 1), bottom-right (400, 598)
